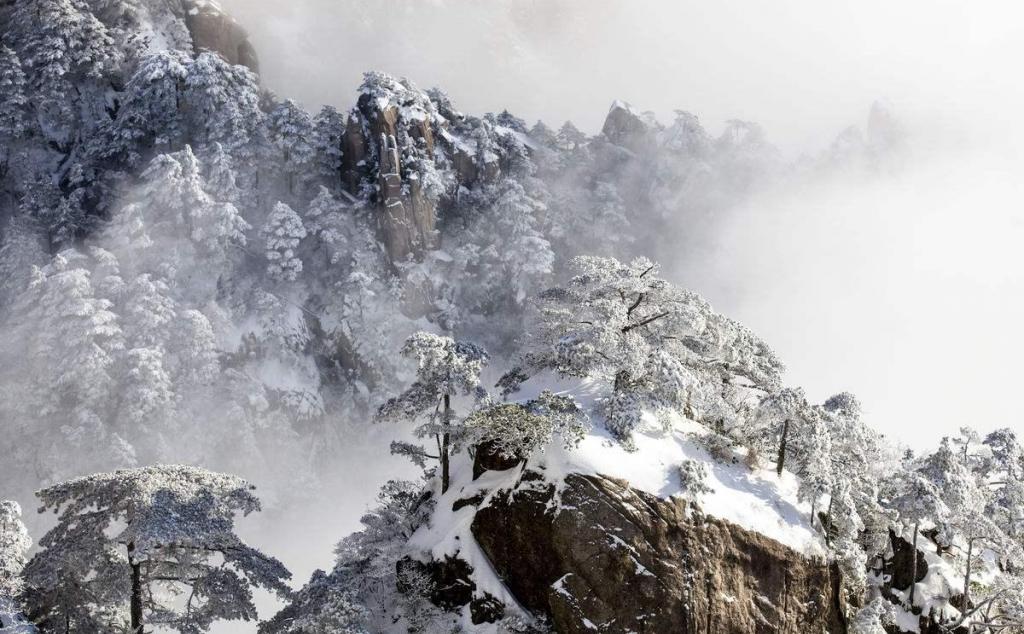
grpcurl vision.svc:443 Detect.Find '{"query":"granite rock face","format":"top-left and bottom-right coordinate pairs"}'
top-left (601, 101), bottom-right (661, 154)
top-left (466, 469), bottom-right (847, 634)
top-left (183, 0), bottom-right (260, 73)
top-left (340, 80), bottom-right (442, 267)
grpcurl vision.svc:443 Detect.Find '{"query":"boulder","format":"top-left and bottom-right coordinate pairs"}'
top-left (601, 100), bottom-right (660, 154)
top-left (471, 471), bottom-right (847, 634)
top-left (396, 555), bottom-right (506, 625)
top-left (473, 440), bottom-right (523, 479)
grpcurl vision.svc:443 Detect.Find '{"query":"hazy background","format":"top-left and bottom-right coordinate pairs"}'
top-left (220, 0), bottom-right (1024, 445)
top-left (210, 0), bottom-right (1024, 626)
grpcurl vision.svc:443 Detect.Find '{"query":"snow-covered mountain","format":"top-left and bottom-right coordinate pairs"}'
top-left (1, 2), bottom-right (1020, 634)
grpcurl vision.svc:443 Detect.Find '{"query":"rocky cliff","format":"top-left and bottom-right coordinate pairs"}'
top-left (412, 444), bottom-right (849, 634)
top-left (183, 0), bottom-right (260, 72)
top-left (470, 471), bottom-right (846, 633)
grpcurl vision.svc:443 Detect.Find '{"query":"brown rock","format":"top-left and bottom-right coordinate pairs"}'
top-left (346, 91), bottom-right (438, 267)
top-left (473, 440), bottom-right (523, 479)
top-left (472, 472), bottom-right (847, 634)
top-left (183, 0), bottom-right (259, 73)
top-left (601, 101), bottom-right (660, 154)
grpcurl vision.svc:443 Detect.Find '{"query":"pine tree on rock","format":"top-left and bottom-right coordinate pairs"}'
top-left (377, 332), bottom-right (489, 493)
top-left (263, 480), bottom-right (435, 633)
top-left (522, 256), bottom-right (781, 442)
top-left (24, 466), bottom-right (291, 634)
top-left (261, 202), bottom-right (308, 282)
top-left (465, 391), bottom-right (589, 462)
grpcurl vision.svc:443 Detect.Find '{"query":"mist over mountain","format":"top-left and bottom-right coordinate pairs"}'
top-left (1, 1), bottom-right (1023, 633)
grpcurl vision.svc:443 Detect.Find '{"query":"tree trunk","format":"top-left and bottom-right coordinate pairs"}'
top-left (776, 419), bottom-right (790, 476)
top-left (963, 537), bottom-right (974, 615)
top-left (441, 393), bottom-right (451, 494)
top-left (824, 494), bottom-right (834, 546)
top-left (909, 523), bottom-right (920, 607)
top-left (128, 542), bottom-right (144, 633)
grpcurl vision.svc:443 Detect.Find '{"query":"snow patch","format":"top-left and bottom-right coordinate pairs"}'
top-left (515, 374), bottom-right (826, 556)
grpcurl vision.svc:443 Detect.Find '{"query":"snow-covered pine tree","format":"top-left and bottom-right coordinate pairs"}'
top-left (0, 501), bottom-right (33, 633)
top-left (0, 501), bottom-right (30, 601)
top-left (313, 105), bottom-right (346, 186)
top-left (848, 597), bottom-right (895, 634)
top-left (24, 465), bottom-right (291, 634)
top-left (889, 470), bottom-right (950, 607)
top-left (529, 120), bottom-right (557, 148)
top-left (521, 255), bottom-right (781, 443)
top-left (202, 142), bottom-right (244, 205)
top-left (377, 332), bottom-right (489, 493)
top-left (465, 390), bottom-right (589, 461)
top-left (793, 410), bottom-right (833, 527)
top-left (5, 0), bottom-right (116, 147)
top-left (182, 53), bottom-right (263, 160)
top-left (17, 252), bottom-right (133, 482)
top-left (261, 201), bottom-right (308, 282)
top-left (0, 47), bottom-right (29, 144)
top-left (756, 387), bottom-right (812, 476)
top-left (981, 429), bottom-right (1024, 539)
top-left (303, 186), bottom-right (356, 270)
top-left (556, 121), bottom-right (587, 152)
top-left (262, 480), bottom-right (435, 633)
top-left (97, 49), bottom-right (190, 165)
top-left (828, 479), bottom-right (868, 597)
top-left (266, 99), bottom-right (317, 198)
top-left (111, 146), bottom-right (249, 290)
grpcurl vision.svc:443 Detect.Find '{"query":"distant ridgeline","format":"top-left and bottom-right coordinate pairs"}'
top-left (4, 3), bottom-right (1009, 634)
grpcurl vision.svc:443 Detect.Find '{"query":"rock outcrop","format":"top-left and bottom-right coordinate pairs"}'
top-left (601, 101), bottom-right (661, 154)
top-left (339, 76), bottom-right (444, 266)
top-left (183, 0), bottom-right (259, 73)
top-left (337, 74), bottom-right (510, 269)
top-left (874, 531), bottom-right (968, 634)
top-left (463, 469), bottom-right (846, 634)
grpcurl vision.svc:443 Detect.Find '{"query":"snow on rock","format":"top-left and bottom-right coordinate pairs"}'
top-left (402, 372), bottom-right (826, 628)
top-left (406, 455), bottom-right (531, 622)
top-left (514, 374), bottom-right (826, 557)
